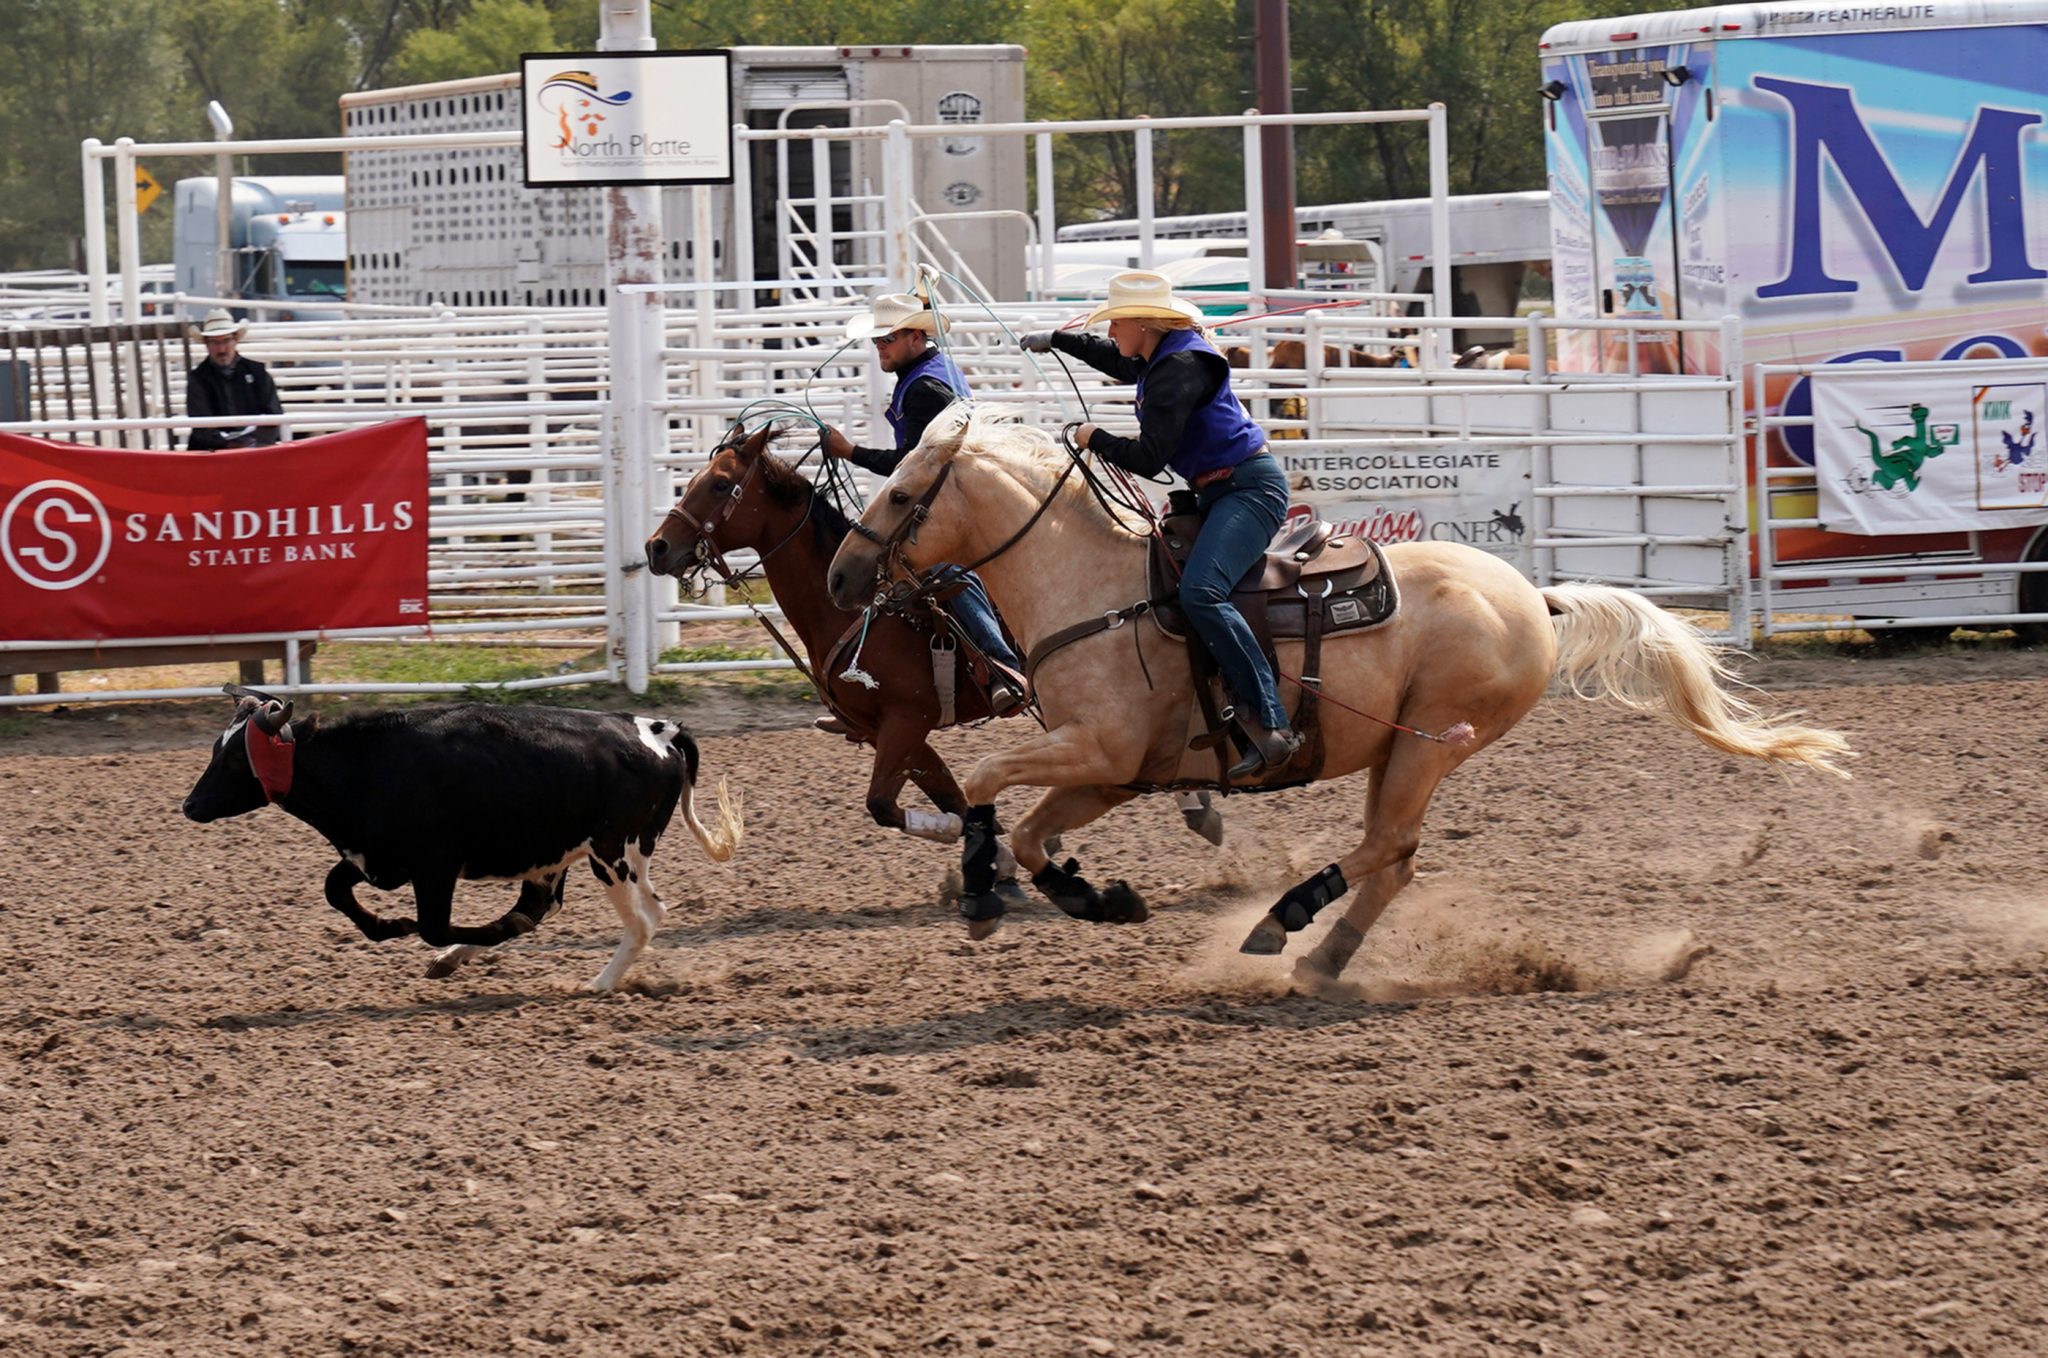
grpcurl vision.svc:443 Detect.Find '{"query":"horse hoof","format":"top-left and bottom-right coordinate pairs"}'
top-left (1183, 808), bottom-right (1225, 847)
top-left (1044, 834), bottom-right (1063, 857)
top-left (965, 914), bottom-right (1004, 942)
top-left (424, 953), bottom-right (465, 980)
top-left (1101, 881), bottom-right (1149, 925)
top-left (1239, 915), bottom-right (1288, 955)
top-left (994, 876), bottom-right (1029, 905)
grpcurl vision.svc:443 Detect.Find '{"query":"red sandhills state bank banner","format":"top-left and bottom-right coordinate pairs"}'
top-left (0, 419), bottom-right (428, 640)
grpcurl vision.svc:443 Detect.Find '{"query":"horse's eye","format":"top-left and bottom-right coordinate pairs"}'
top-left (709, 480), bottom-right (730, 496)
top-left (889, 490), bottom-right (910, 506)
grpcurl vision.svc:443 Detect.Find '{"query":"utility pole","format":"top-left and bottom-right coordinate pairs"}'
top-left (1255, 0), bottom-right (1297, 294)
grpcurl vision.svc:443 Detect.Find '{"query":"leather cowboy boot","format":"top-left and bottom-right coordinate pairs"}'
top-left (814, 715), bottom-right (852, 737)
top-left (1227, 721), bottom-right (1304, 780)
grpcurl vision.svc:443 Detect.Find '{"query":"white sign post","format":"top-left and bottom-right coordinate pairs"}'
top-left (520, 50), bottom-right (734, 187)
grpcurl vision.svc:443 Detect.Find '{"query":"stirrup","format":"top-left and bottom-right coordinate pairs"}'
top-left (813, 715), bottom-right (852, 737)
top-left (1227, 726), bottom-right (1302, 780)
top-left (988, 680), bottom-right (1025, 717)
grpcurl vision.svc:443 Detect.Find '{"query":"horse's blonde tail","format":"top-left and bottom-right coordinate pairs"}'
top-left (682, 774), bottom-right (745, 862)
top-left (1542, 584), bottom-right (1853, 777)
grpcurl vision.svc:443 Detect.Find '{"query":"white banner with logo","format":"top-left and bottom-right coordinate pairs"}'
top-left (1812, 368), bottom-right (2048, 535)
top-left (522, 50), bottom-right (733, 187)
top-left (1276, 443), bottom-right (1533, 574)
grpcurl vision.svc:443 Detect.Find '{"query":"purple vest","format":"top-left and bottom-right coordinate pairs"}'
top-left (884, 347), bottom-right (970, 450)
top-left (1136, 327), bottom-right (1266, 482)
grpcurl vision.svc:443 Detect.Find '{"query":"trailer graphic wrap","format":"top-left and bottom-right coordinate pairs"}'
top-left (1814, 367), bottom-right (2048, 532)
top-left (1543, 46), bottom-right (1696, 372)
top-left (1724, 27), bottom-right (2048, 367)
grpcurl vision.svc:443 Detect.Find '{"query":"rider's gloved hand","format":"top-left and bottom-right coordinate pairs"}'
top-left (820, 426), bottom-right (854, 460)
top-left (1018, 330), bottom-right (1056, 354)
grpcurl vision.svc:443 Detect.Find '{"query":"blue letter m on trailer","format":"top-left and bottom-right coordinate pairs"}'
top-left (1754, 76), bottom-right (2043, 299)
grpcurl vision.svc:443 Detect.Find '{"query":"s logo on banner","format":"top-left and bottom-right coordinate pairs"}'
top-left (2, 480), bottom-right (113, 590)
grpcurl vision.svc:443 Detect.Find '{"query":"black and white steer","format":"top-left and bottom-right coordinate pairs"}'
top-left (182, 691), bottom-right (743, 992)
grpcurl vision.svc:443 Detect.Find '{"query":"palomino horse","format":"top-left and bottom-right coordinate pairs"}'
top-left (827, 406), bottom-right (1851, 982)
top-left (642, 427), bottom-right (1220, 881)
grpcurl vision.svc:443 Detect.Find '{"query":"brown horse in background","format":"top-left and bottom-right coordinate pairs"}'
top-left (1221, 337), bottom-right (1418, 370)
top-left (642, 428), bottom-right (1220, 876)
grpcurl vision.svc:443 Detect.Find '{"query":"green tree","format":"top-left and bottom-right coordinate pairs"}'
top-left (657, 0), bottom-right (1024, 47)
top-left (395, 0), bottom-right (564, 85)
top-left (1293, 0), bottom-right (1610, 201)
top-left (0, 0), bottom-right (187, 270)
top-left (1024, 0), bottom-right (1247, 223)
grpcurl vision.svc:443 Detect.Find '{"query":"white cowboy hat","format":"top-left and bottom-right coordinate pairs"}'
top-left (189, 308), bottom-right (248, 340)
top-left (845, 292), bottom-right (945, 342)
top-left (1082, 269), bottom-right (1205, 327)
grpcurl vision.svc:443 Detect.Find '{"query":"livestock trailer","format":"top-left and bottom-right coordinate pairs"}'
top-left (340, 45), bottom-right (1026, 310)
top-left (1542, 0), bottom-right (2048, 628)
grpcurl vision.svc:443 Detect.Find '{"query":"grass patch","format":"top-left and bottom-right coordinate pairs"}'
top-left (655, 641), bottom-right (818, 702)
top-left (321, 641), bottom-right (592, 688)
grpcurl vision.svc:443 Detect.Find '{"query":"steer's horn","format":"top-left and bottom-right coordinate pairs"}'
top-left (253, 699), bottom-right (294, 736)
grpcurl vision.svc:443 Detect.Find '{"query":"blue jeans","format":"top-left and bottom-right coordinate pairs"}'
top-left (931, 564), bottom-right (1019, 669)
top-left (1185, 452), bottom-right (1290, 729)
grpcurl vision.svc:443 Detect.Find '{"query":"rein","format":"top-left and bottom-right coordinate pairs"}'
top-left (879, 453), bottom-right (1082, 613)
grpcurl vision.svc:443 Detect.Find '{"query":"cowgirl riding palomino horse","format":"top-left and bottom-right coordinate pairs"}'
top-left (829, 269), bottom-right (1852, 984)
top-left (641, 289), bottom-right (1223, 874)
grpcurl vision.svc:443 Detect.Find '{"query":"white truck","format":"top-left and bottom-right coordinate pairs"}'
top-left (1055, 191), bottom-right (1553, 343)
top-left (172, 175), bottom-right (348, 321)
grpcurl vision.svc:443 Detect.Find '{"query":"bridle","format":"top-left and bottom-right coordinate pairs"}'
top-left (660, 440), bottom-right (811, 594)
top-left (654, 434), bottom-right (832, 695)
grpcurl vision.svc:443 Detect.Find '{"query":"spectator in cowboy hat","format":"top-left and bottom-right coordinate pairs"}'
top-left (184, 308), bottom-right (284, 451)
top-left (816, 288), bottom-right (1025, 726)
top-left (1018, 270), bottom-right (1300, 778)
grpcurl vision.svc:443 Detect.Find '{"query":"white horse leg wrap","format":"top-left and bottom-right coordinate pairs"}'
top-left (903, 808), bottom-right (964, 842)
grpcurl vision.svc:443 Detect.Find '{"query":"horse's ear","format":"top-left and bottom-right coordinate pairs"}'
top-left (738, 425), bottom-right (775, 459)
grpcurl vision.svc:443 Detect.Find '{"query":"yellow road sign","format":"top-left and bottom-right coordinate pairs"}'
top-left (135, 165), bottom-right (162, 214)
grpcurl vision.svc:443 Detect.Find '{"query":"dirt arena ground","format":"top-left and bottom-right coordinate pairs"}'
top-left (3, 645), bottom-right (2047, 1356)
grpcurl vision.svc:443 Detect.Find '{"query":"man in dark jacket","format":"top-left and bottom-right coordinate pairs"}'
top-left (820, 291), bottom-right (1023, 720)
top-left (185, 308), bottom-right (284, 451)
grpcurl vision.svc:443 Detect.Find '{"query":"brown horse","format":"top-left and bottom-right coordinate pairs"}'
top-left (641, 427), bottom-right (1220, 875)
top-left (825, 406), bottom-right (1852, 982)
top-left (1221, 337), bottom-right (1418, 370)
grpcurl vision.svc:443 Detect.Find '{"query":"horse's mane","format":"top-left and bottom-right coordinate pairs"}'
top-left (922, 404), bottom-right (1148, 541)
top-left (753, 447), bottom-right (856, 551)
